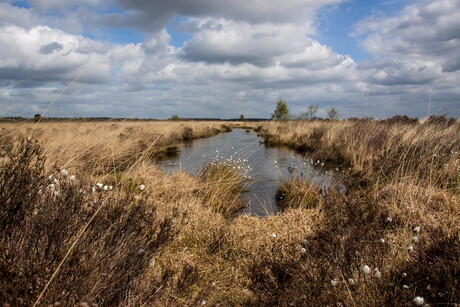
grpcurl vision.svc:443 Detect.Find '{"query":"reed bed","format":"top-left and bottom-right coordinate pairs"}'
top-left (1, 118), bottom-right (458, 306)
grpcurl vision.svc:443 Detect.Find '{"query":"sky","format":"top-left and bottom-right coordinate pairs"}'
top-left (0, 0), bottom-right (459, 119)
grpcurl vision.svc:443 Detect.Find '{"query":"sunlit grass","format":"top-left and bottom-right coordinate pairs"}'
top-left (1, 118), bottom-right (458, 305)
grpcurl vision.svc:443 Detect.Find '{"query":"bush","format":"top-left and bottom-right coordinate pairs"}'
top-left (0, 139), bottom-right (180, 305)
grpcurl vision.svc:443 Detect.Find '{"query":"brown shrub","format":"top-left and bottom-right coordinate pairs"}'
top-left (0, 139), bottom-right (180, 306)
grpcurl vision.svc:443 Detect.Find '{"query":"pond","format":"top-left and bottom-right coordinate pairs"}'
top-left (157, 129), bottom-right (339, 217)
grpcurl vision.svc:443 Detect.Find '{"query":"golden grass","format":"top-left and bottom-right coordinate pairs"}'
top-left (0, 121), bottom-right (235, 175)
top-left (1, 118), bottom-right (459, 306)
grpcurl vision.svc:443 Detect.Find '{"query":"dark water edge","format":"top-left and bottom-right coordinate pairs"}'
top-left (157, 129), bottom-right (341, 217)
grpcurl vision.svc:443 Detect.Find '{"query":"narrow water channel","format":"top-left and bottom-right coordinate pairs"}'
top-left (157, 129), bottom-right (336, 217)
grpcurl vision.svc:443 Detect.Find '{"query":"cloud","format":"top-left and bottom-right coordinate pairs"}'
top-left (357, 58), bottom-right (442, 86)
top-left (28, 0), bottom-right (100, 12)
top-left (109, 0), bottom-right (344, 32)
top-left (180, 20), bottom-right (308, 66)
top-left (141, 29), bottom-right (172, 54)
top-left (280, 39), bottom-right (352, 71)
top-left (39, 41), bottom-right (64, 54)
top-left (0, 25), bottom-right (116, 85)
top-left (353, 0), bottom-right (460, 73)
top-left (0, 2), bottom-right (43, 29)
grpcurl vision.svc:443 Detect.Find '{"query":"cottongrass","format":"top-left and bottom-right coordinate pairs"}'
top-left (413, 296), bottom-right (425, 305)
top-left (374, 268), bottom-right (381, 279)
top-left (362, 265), bottom-right (370, 275)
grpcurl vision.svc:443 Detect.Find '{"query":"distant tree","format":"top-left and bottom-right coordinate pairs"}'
top-left (33, 114), bottom-right (42, 122)
top-left (327, 107), bottom-right (339, 120)
top-left (239, 114), bottom-right (245, 121)
top-left (305, 104), bottom-right (319, 120)
top-left (170, 114), bottom-right (180, 121)
top-left (271, 99), bottom-right (291, 120)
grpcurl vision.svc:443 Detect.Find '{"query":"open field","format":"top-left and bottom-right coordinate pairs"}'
top-left (1, 118), bottom-right (459, 306)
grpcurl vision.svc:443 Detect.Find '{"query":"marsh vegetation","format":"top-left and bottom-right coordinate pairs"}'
top-left (0, 118), bottom-right (458, 306)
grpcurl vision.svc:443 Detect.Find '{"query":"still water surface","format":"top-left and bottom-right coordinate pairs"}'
top-left (158, 129), bottom-right (336, 217)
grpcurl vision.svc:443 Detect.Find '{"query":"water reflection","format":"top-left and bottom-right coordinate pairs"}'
top-left (157, 129), bottom-right (337, 217)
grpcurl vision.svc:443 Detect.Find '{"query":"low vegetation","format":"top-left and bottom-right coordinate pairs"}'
top-left (0, 121), bottom-right (233, 174)
top-left (0, 117), bottom-right (458, 306)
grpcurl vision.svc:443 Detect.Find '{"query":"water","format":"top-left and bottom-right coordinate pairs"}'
top-left (157, 129), bottom-right (338, 217)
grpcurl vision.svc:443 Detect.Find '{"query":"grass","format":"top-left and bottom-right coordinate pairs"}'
top-left (1, 118), bottom-right (459, 305)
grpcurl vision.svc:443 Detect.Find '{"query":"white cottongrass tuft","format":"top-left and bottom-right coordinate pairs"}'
top-left (299, 247), bottom-right (306, 254)
top-left (403, 285), bottom-right (409, 289)
top-left (380, 238), bottom-right (385, 244)
top-left (103, 185), bottom-right (108, 191)
top-left (271, 233), bottom-right (277, 238)
top-left (408, 245), bottom-right (414, 253)
top-left (201, 300), bottom-right (207, 305)
top-left (139, 184), bottom-right (145, 191)
top-left (386, 216), bottom-right (393, 223)
top-left (331, 278), bottom-right (339, 286)
top-left (362, 265), bottom-right (370, 275)
top-left (96, 182), bottom-right (103, 189)
top-left (412, 236), bottom-right (419, 243)
top-left (374, 268), bottom-right (381, 279)
top-left (149, 257), bottom-right (155, 267)
top-left (413, 296), bottom-right (424, 306)
top-left (61, 169), bottom-right (69, 177)
top-left (69, 175), bottom-right (76, 183)
top-left (413, 226), bottom-right (421, 233)
top-left (402, 273), bottom-right (407, 278)
top-left (348, 278), bottom-right (355, 285)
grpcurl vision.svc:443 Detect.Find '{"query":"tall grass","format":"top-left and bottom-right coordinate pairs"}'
top-left (254, 117), bottom-right (459, 305)
top-left (1, 118), bottom-right (458, 305)
top-left (0, 121), bottom-right (233, 175)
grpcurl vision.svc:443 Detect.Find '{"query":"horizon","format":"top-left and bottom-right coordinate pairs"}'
top-left (1, 0), bottom-right (459, 119)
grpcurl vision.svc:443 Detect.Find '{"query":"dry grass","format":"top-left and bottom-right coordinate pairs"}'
top-left (1, 118), bottom-right (459, 306)
top-left (277, 175), bottom-right (321, 210)
top-left (257, 117), bottom-right (458, 189)
top-left (0, 121), bottom-right (233, 175)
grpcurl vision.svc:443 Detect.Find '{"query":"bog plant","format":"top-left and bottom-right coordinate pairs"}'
top-left (0, 118), bottom-right (458, 305)
top-left (0, 139), bottom-right (179, 305)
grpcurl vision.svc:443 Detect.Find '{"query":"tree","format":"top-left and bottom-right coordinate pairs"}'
top-left (170, 114), bottom-right (180, 121)
top-left (33, 114), bottom-right (42, 122)
top-left (271, 99), bottom-right (290, 120)
top-left (305, 104), bottom-right (319, 120)
top-left (239, 114), bottom-right (245, 121)
top-left (327, 107), bottom-right (339, 120)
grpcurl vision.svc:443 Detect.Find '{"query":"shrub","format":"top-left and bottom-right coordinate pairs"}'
top-left (0, 139), bottom-right (180, 305)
